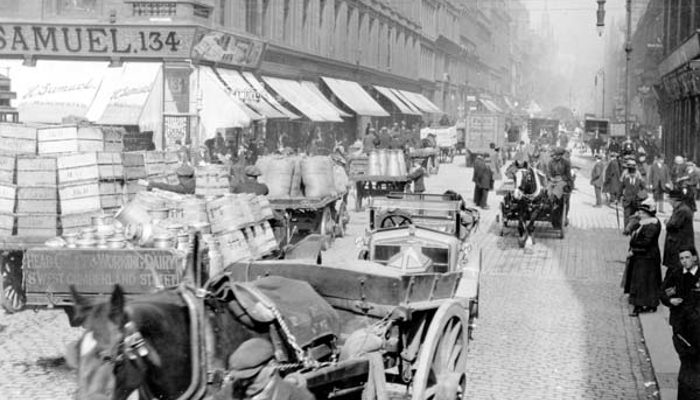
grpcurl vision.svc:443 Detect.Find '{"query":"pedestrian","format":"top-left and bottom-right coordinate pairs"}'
top-left (489, 143), bottom-right (503, 183)
top-left (604, 152), bottom-right (622, 205)
top-left (377, 127), bottom-right (392, 149)
top-left (590, 154), bottom-right (605, 207)
top-left (672, 155), bottom-right (687, 186)
top-left (664, 190), bottom-right (696, 271)
top-left (620, 159), bottom-right (646, 228)
top-left (546, 147), bottom-right (573, 227)
top-left (363, 128), bottom-right (378, 153)
top-left (407, 159), bottom-right (427, 194)
top-left (622, 197), bottom-right (662, 316)
top-left (660, 247), bottom-right (700, 399)
top-left (473, 154), bottom-right (493, 209)
top-left (649, 154), bottom-right (671, 213)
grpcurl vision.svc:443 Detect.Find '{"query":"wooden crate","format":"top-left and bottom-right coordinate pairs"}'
top-left (97, 152), bottom-right (123, 180)
top-left (0, 124), bottom-right (38, 154)
top-left (16, 214), bottom-right (58, 236)
top-left (37, 125), bottom-right (104, 154)
top-left (16, 156), bottom-right (57, 186)
top-left (0, 212), bottom-right (14, 235)
top-left (16, 186), bottom-right (57, 214)
top-left (0, 154), bottom-right (15, 184)
top-left (102, 127), bottom-right (125, 152)
top-left (99, 181), bottom-right (124, 209)
top-left (123, 152), bottom-right (147, 179)
top-left (57, 152), bottom-right (99, 184)
top-left (0, 184), bottom-right (15, 214)
top-left (58, 181), bottom-right (101, 215)
top-left (61, 210), bottom-right (102, 233)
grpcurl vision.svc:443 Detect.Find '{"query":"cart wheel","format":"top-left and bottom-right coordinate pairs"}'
top-left (411, 300), bottom-right (469, 400)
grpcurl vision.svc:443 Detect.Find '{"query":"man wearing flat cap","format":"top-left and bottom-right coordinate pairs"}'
top-left (231, 166), bottom-right (269, 195)
top-left (225, 338), bottom-right (314, 400)
top-left (142, 163), bottom-right (196, 194)
top-left (620, 159), bottom-right (647, 229)
top-left (664, 189), bottom-right (696, 271)
top-left (546, 146), bottom-right (573, 227)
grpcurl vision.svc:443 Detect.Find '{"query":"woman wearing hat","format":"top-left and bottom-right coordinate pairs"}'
top-left (623, 197), bottom-right (662, 316)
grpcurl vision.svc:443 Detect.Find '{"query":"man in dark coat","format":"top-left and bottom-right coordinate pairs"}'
top-left (649, 154), bottom-right (671, 213)
top-left (661, 248), bottom-right (700, 399)
top-left (363, 128), bottom-right (378, 153)
top-left (231, 166), bottom-right (269, 195)
top-left (604, 152), bottom-right (622, 205)
top-left (664, 190), bottom-right (696, 270)
top-left (473, 155), bottom-right (493, 209)
top-left (377, 127), bottom-right (392, 149)
top-left (623, 198), bottom-right (662, 316)
top-left (620, 159), bottom-right (647, 228)
top-left (144, 164), bottom-right (196, 194)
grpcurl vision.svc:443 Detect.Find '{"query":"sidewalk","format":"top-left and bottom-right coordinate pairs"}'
top-left (573, 151), bottom-right (679, 399)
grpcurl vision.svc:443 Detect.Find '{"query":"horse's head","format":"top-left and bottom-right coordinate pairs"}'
top-left (67, 285), bottom-right (162, 400)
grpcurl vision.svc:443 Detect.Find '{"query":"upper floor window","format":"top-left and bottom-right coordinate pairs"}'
top-left (49, 0), bottom-right (98, 18)
top-left (245, 0), bottom-right (259, 35)
top-left (193, 4), bottom-right (211, 18)
top-left (132, 2), bottom-right (176, 17)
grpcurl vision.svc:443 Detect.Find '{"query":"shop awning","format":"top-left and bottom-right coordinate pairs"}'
top-left (10, 60), bottom-right (108, 123)
top-left (390, 89), bottom-right (424, 114)
top-left (374, 86), bottom-right (421, 115)
top-left (95, 63), bottom-right (162, 125)
top-left (262, 76), bottom-right (343, 122)
top-left (479, 99), bottom-right (503, 113)
top-left (300, 81), bottom-right (352, 118)
top-left (240, 72), bottom-right (299, 119)
top-left (398, 90), bottom-right (443, 114)
top-left (321, 77), bottom-right (389, 117)
top-left (199, 68), bottom-right (260, 137)
top-left (215, 68), bottom-right (292, 119)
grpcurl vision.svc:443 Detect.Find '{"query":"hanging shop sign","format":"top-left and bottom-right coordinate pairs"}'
top-left (0, 23), bottom-right (266, 69)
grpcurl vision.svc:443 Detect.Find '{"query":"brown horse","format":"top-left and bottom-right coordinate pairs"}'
top-left (68, 285), bottom-right (268, 400)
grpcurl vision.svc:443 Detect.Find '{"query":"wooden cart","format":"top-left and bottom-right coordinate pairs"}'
top-left (409, 148), bottom-right (440, 174)
top-left (350, 175), bottom-right (410, 212)
top-left (0, 236), bottom-right (49, 313)
top-left (225, 260), bottom-right (478, 400)
top-left (269, 193), bottom-right (349, 248)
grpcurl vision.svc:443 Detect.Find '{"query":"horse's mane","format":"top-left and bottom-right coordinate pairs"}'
top-left (125, 290), bottom-right (189, 339)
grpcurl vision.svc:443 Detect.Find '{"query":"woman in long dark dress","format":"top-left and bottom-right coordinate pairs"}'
top-left (623, 197), bottom-right (663, 316)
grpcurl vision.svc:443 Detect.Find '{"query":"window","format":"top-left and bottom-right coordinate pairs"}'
top-left (132, 2), bottom-right (176, 17)
top-left (283, 0), bottom-right (292, 42)
top-left (320, 0), bottom-right (326, 29)
top-left (245, 0), bottom-right (259, 35)
top-left (193, 4), bottom-right (211, 18)
top-left (54, 0), bottom-right (97, 17)
top-left (262, 0), bottom-right (271, 38)
top-left (218, 0), bottom-right (225, 25)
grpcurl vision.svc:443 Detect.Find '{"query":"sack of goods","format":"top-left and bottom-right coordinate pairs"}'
top-left (301, 156), bottom-right (337, 198)
top-left (256, 155), bottom-right (295, 198)
top-left (367, 150), bottom-right (407, 177)
top-left (333, 164), bottom-right (349, 194)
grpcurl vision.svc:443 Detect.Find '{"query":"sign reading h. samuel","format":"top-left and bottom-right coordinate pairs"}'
top-left (0, 23), bottom-right (265, 68)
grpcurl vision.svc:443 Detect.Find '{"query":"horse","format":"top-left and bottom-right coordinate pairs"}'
top-left (67, 284), bottom-right (269, 400)
top-left (510, 164), bottom-right (547, 245)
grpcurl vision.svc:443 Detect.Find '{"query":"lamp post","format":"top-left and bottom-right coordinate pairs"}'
top-left (624, 0), bottom-right (632, 137)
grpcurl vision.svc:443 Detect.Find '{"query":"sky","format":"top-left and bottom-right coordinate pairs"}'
top-left (522, 0), bottom-right (627, 115)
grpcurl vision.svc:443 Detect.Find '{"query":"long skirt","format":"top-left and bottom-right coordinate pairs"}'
top-left (623, 255), bottom-right (662, 307)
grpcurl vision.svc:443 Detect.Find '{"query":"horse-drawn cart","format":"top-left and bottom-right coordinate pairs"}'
top-left (497, 172), bottom-right (568, 246)
top-left (269, 193), bottom-right (349, 248)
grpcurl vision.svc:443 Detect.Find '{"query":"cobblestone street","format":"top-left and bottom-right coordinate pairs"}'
top-left (0, 153), bottom-right (660, 399)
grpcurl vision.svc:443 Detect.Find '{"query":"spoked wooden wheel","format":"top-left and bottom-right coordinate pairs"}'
top-left (411, 300), bottom-right (470, 400)
top-left (379, 213), bottom-right (413, 228)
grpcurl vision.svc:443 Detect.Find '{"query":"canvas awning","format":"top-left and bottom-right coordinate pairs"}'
top-left (479, 99), bottom-right (503, 113)
top-left (390, 89), bottom-right (424, 114)
top-left (321, 77), bottom-right (389, 117)
top-left (300, 81), bottom-right (352, 118)
top-left (215, 68), bottom-right (293, 119)
top-left (240, 72), bottom-right (299, 119)
top-left (262, 76), bottom-right (344, 122)
top-left (397, 90), bottom-right (443, 114)
top-left (374, 86), bottom-right (421, 115)
top-left (94, 63), bottom-right (162, 125)
top-left (199, 68), bottom-right (260, 137)
top-left (9, 60), bottom-right (108, 123)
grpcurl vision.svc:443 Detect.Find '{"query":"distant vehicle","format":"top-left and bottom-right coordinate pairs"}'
top-left (527, 118), bottom-right (560, 146)
top-left (464, 113), bottom-right (506, 165)
top-left (583, 118), bottom-right (610, 138)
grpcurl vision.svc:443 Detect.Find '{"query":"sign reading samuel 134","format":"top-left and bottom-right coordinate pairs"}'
top-left (0, 24), bottom-right (196, 59)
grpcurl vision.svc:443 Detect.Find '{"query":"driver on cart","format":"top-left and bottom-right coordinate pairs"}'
top-left (546, 147), bottom-right (573, 226)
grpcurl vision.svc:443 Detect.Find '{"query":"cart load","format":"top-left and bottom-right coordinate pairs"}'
top-left (420, 126), bottom-right (458, 163)
top-left (347, 150), bottom-right (411, 211)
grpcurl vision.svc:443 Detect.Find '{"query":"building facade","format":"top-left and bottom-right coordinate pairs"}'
top-left (0, 0), bottom-right (526, 147)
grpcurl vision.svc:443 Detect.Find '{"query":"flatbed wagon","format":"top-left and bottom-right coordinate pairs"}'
top-left (349, 175), bottom-right (410, 212)
top-left (269, 192), bottom-right (349, 248)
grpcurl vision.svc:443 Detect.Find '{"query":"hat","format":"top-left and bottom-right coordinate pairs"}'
top-left (669, 189), bottom-right (684, 200)
top-left (637, 196), bottom-right (656, 214)
top-left (675, 155), bottom-right (685, 165)
top-left (625, 159), bottom-right (637, 168)
top-left (228, 338), bottom-right (274, 380)
top-left (553, 147), bottom-right (566, 156)
top-left (244, 165), bottom-right (262, 177)
top-left (175, 164), bottom-right (195, 177)
top-left (594, 154), bottom-right (602, 160)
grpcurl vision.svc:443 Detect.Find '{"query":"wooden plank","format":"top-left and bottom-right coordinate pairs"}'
top-left (56, 152), bottom-right (98, 169)
top-left (0, 123), bottom-right (38, 140)
top-left (0, 138), bottom-right (36, 154)
top-left (16, 186), bottom-right (57, 214)
top-left (96, 152), bottom-right (122, 165)
top-left (98, 164), bottom-right (124, 180)
top-left (104, 142), bottom-right (124, 152)
top-left (0, 213), bottom-right (13, 233)
top-left (122, 152), bottom-right (145, 167)
top-left (0, 154), bottom-right (15, 184)
top-left (17, 186), bottom-right (57, 201)
top-left (0, 184), bottom-right (15, 214)
top-left (38, 139), bottom-right (104, 154)
top-left (58, 182), bottom-right (101, 214)
top-left (16, 156), bottom-right (56, 171)
top-left (58, 165), bottom-right (100, 184)
top-left (16, 170), bottom-right (56, 186)
top-left (16, 214), bottom-right (58, 232)
top-left (36, 125), bottom-right (78, 141)
top-left (61, 210), bottom-right (102, 232)
top-left (124, 166), bottom-right (147, 180)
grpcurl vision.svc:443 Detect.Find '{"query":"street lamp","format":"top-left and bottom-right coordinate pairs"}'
top-left (596, 0), bottom-right (606, 37)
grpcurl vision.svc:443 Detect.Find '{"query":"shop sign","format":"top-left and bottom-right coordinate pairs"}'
top-left (0, 23), bottom-right (196, 60)
top-left (164, 114), bottom-right (190, 148)
top-left (191, 27), bottom-right (266, 69)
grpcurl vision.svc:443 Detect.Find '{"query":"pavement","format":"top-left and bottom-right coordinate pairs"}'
top-left (0, 150), bottom-right (689, 399)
